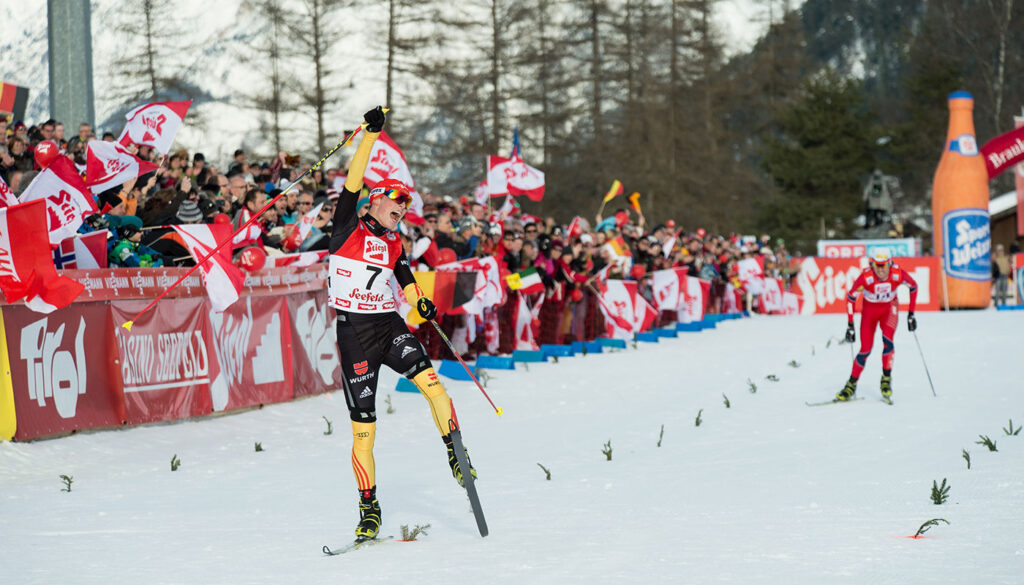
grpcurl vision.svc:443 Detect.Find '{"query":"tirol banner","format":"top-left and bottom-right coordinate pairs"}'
top-left (207, 296), bottom-right (294, 411)
top-left (110, 297), bottom-right (215, 425)
top-left (791, 256), bottom-right (941, 314)
top-left (4, 302), bottom-right (125, 440)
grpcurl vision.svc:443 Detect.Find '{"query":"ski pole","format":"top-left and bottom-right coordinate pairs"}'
top-left (120, 111), bottom-right (385, 331)
top-left (912, 330), bottom-right (936, 397)
top-left (428, 319), bottom-right (503, 417)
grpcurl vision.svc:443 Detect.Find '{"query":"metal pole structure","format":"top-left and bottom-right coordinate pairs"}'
top-left (48, 0), bottom-right (95, 127)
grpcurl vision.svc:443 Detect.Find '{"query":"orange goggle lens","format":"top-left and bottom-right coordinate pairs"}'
top-left (380, 189), bottom-right (412, 208)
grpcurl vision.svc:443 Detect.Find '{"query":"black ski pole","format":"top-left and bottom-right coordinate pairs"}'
top-left (912, 330), bottom-right (936, 397)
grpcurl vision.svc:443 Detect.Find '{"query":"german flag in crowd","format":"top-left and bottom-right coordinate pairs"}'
top-left (0, 82), bottom-right (30, 123)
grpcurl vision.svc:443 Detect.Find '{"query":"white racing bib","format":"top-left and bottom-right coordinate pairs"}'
top-left (328, 254), bottom-right (397, 313)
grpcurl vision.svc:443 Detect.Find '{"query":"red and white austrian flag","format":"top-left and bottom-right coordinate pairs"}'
top-left (0, 200), bottom-right (84, 313)
top-left (19, 156), bottom-right (98, 246)
top-left (85, 140), bottom-right (159, 194)
top-left (171, 224), bottom-right (245, 312)
top-left (487, 155), bottom-right (545, 201)
top-left (117, 100), bottom-right (192, 154)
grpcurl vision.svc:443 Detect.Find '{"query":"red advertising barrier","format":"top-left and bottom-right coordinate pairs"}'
top-left (1, 265), bottom-right (344, 440)
top-left (791, 256), bottom-right (941, 314)
top-left (5, 302), bottom-right (125, 439)
top-left (110, 297), bottom-right (215, 425)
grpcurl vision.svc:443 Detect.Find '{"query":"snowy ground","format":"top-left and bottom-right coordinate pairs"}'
top-left (3, 311), bottom-right (1023, 584)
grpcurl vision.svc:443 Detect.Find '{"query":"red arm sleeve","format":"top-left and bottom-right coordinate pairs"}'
top-left (901, 269), bottom-right (919, 313)
top-left (846, 272), bottom-right (866, 323)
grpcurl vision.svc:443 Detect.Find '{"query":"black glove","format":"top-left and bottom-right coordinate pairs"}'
top-left (907, 312), bottom-right (917, 332)
top-left (416, 297), bottom-right (437, 321)
top-left (845, 323), bottom-right (856, 343)
top-left (364, 106), bottom-right (386, 133)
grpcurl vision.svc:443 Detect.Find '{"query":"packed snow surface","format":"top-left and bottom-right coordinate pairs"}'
top-left (3, 311), bottom-right (1023, 584)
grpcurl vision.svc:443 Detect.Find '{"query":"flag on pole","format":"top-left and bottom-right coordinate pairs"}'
top-left (487, 155), bottom-right (545, 201)
top-left (505, 266), bottom-right (544, 295)
top-left (0, 200), bottom-right (85, 313)
top-left (171, 224), bottom-right (246, 312)
top-left (85, 140), bottom-right (159, 194)
top-left (628, 191), bottom-right (642, 214)
top-left (18, 156), bottom-right (98, 246)
top-left (117, 100), bottom-right (192, 154)
top-left (603, 180), bottom-right (624, 203)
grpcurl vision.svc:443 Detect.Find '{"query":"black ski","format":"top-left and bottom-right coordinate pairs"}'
top-left (805, 397), bottom-right (865, 406)
top-left (449, 428), bottom-right (488, 537)
top-left (323, 536), bottom-right (393, 556)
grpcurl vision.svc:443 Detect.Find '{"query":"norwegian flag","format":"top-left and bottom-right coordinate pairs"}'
top-left (362, 131), bottom-right (423, 219)
top-left (487, 155), bottom-right (545, 201)
top-left (0, 175), bottom-right (18, 208)
top-left (18, 156), bottom-right (99, 246)
top-left (117, 100), bottom-right (191, 154)
top-left (171, 224), bottom-right (245, 312)
top-left (0, 200), bottom-right (84, 313)
top-left (52, 230), bottom-right (109, 269)
top-left (85, 140), bottom-right (159, 194)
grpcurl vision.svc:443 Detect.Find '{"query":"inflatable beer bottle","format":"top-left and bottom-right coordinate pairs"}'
top-left (932, 91), bottom-right (991, 308)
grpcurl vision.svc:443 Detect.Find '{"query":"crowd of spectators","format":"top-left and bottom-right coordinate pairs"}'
top-left (1, 116), bottom-right (796, 314)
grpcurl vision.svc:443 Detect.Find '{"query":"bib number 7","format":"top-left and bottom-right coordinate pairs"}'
top-left (365, 265), bottom-right (383, 289)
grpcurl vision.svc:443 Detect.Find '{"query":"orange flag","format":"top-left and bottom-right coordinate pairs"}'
top-left (628, 191), bottom-right (642, 213)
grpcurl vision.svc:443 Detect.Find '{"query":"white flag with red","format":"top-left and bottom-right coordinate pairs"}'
top-left (680, 276), bottom-right (712, 322)
top-left (651, 267), bottom-right (689, 312)
top-left (487, 155), bottom-right (545, 201)
top-left (0, 200), bottom-right (85, 313)
top-left (85, 140), bottom-right (159, 194)
top-left (18, 156), bottom-right (99, 246)
top-left (171, 224), bottom-right (246, 312)
top-left (362, 131), bottom-right (423, 219)
top-left (736, 256), bottom-right (766, 295)
top-left (633, 292), bottom-right (658, 333)
top-left (53, 230), bottom-right (109, 269)
top-left (513, 292), bottom-right (539, 350)
top-left (117, 100), bottom-right (192, 154)
top-left (596, 279), bottom-right (640, 339)
top-left (270, 250), bottom-right (328, 267)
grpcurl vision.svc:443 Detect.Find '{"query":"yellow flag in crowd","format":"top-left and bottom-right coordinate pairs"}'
top-left (628, 191), bottom-right (642, 213)
top-left (603, 180), bottom-right (624, 203)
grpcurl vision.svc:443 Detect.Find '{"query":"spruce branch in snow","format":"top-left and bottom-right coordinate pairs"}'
top-left (962, 449), bottom-right (971, 470)
top-left (322, 416), bottom-right (333, 435)
top-left (537, 463), bottom-right (551, 480)
top-left (788, 360), bottom-right (800, 368)
top-left (657, 424), bottom-right (665, 447)
top-left (765, 374), bottom-right (779, 382)
top-left (170, 454), bottom-right (181, 471)
top-left (254, 442), bottom-right (264, 452)
top-left (1002, 419), bottom-right (1021, 436)
top-left (475, 368), bottom-right (491, 387)
top-left (931, 478), bottom-right (950, 505)
top-left (811, 345), bottom-right (815, 356)
top-left (722, 394), bottom-right (731, 408)
top-left (747, 379), bottom-right (757, 394)
top-left (59, 474), bottom-right (73, 492)
top-left (913, 518), bottom-right (949, 538)
top-left (385, 395), bottom-right (395, 414)
top-left (602, 440), bottom-right (613, 461)
top-left (695, 409), bottom-right (703, 427)
top-left (552, 355), bottom-right (559, 363)
top-left (976, 435), bottom-right (998, 452)
top-left (400, 524), bottom-right (430, 541)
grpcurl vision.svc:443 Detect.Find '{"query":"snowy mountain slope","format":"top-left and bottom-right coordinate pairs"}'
top-left (2, 310), bottom-right (1022, 584)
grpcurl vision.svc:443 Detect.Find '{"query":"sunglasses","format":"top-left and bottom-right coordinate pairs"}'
top-left (375, 188), bottom-right (413, 209)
